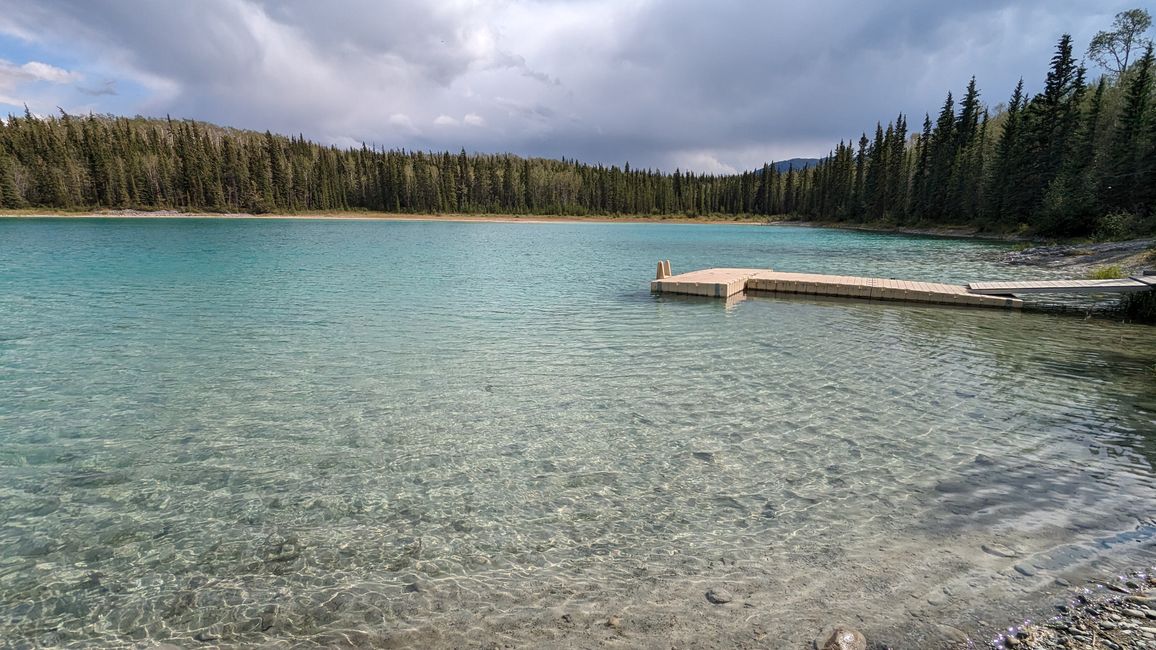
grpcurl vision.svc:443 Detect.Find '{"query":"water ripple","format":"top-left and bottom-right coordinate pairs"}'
top-left (0, 218), bottom-right (1154, 648)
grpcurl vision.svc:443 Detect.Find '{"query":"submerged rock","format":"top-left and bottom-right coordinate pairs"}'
top-left (1013, 564), bottom-right (1036, 577)
top-left (981, 542), bottom-right (1018, 558)
top-left (934, 624), bottom-right (969, 645)
top-left (261, 532), bottom-right (302, 563)
top-left (926, 587), bottom-right (950, 606)
top-left (705, 588), bottom-right (733, 604)
top-left (815, 626), bottom-right (866, 650)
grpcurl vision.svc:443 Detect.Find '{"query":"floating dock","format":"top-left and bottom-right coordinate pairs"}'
top-left (651, 261), bottom-right (1156, 310)
top-left (650, 266), bottom-right (1024, 308)
top-left (652, 263), bottom-right (1156, 309)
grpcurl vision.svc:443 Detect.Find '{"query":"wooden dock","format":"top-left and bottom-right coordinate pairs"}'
top-left (651, 263), bottom-right (1156, 310)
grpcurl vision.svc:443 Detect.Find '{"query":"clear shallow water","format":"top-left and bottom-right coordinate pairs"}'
top-left (1, 218), bottom-right (1154, 649)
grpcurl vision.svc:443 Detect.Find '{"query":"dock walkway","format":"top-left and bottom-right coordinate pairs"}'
top-left (967, 278), bottom-right (1154, 294)
top-left (650, 264), bottom-right (1154, 310)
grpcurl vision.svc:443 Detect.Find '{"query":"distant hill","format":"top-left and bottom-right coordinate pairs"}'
top-left (769, 158), bottom-right (821, 173)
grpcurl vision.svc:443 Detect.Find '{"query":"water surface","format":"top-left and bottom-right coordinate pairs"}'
top-left (1, 218), bottom-right (1154, 648)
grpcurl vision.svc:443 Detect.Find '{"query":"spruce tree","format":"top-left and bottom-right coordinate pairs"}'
top-left (1106, 42), bottom-right (1153, 212)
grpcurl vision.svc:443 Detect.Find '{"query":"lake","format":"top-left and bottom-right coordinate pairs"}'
top-left (1, 217), bottom-right (1154, 648)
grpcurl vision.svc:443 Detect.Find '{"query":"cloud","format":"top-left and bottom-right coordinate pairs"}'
top-left (387, 113), bottom-right (417, 134)
top-left (0, 0), bottom-right (1135, 171)
top-left (0, 58), bottom-right (85, 108)
top-left (16, 60), bottom-right (80, 84)
top-left (0, 59), bottom-right (81, 86)
top-left (670, 151), bottom-right (738, 175)
top-left (77, 80), bottom-right (118, 96)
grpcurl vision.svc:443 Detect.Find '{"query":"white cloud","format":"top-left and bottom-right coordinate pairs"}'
top-left (433, 114), bottom-right (459, 126)
top-left (387, 113), bottom-right (417, 134)
top-left (19, 61), bottom-right (81, 84)
top-left (463, 112), bottom-right (485, 126)
top-left (0, 59), bottom-right (81, 87)
top-left (0, 59), bottom-right (85, 109)
top-left (669, 151), bottom-right (738, 175)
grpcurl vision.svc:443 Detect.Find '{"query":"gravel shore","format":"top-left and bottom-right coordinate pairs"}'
top-left (992, 570), bottom-right (1156, 649)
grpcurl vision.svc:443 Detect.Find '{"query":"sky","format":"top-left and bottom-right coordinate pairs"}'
top-left (0, 0), bottom-right (1142, 173)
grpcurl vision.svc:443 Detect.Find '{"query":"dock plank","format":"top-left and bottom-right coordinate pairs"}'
top-left (967, 279), bottom-right (1150, 294)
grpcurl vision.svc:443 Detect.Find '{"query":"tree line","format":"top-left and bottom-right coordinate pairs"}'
top-left (804, 9), bottom-right (1156, 237)
top-left (0, 10), bottom-right (1152, 238)
top-left (0, 111), bottom-right (816, 218)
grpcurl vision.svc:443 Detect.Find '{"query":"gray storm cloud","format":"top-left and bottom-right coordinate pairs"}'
top-left (0, 0), bottom-right (1131, 172)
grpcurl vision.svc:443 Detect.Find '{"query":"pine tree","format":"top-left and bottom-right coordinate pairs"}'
top-left (1106, 42), bottom-right (1154, 212)
top-left (908, 114), bottom-right (933, 221)
top-left (986, 80), bottom-right (1026, 225)
top-left (926, 92), bottom-right (956, 220)
top-left (852, 133), bottom-right (868, 217)
top-left (1026, 35), bottom-right (1087, 234)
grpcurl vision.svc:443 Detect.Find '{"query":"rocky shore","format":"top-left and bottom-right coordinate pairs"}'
top-left (1001, 239), bottom-right (1155, 274)
top-left (808, 570), bottom-right (1156, 650)
top-left (992, 570), bottom-right (1156, 650)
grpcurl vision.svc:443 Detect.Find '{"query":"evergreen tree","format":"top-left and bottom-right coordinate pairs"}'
top-left (986, 79), bottom-right (1026, 226)
top-left (908, 114), bottom-right (933, 221)
top-left (1106, 42), bottom-right (1154, 212)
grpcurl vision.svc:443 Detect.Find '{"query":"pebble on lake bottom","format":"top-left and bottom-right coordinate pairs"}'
top-left (705, 588), bottom-right (734, 604)
top-left (815, 626), bottom-right (866, 650)
top-left (982, 543), bottom-right (1019, 559)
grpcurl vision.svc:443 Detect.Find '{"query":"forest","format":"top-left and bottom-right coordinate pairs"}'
top-left (0, 110), bottom-right (812, 220)
top-left (806, 9), bottom-right (1156, 238)
top-left (0, 10), bottom-right (1152, 239)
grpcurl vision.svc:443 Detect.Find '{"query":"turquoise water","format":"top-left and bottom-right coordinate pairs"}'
top-left (1, 218), bottom-right (1154, 649)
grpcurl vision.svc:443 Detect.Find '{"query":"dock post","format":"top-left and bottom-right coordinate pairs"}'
top-left (656, 261), bottom-right (667, 280)
top-left (663, 260), bottom-right (672, 277)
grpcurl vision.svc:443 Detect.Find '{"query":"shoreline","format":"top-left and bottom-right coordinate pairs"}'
top-left (769, 218), bottom-right (1025, 241)
top-left (0, 210), bottom-right (1034, 235)
top-left (0, 209), bottom-right (769, 226)
top-left (994, 568), bottom-right (1156, 649)
top-left (4, 209), bottom-right (1150, 249)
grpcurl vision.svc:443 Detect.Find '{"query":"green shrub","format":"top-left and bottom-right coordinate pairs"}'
top-left (1095, 210), bottom-right (1139, 241)
top-left (1087, 264), bottom-right (1126, 279)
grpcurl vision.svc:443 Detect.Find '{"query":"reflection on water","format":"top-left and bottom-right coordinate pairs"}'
top-left (0, 218), bottom-right (1154, 648)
